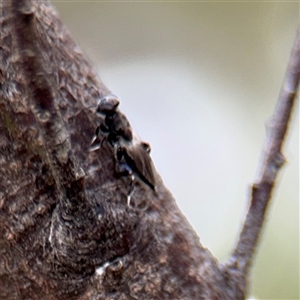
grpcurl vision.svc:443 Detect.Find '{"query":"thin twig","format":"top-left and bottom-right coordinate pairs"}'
top-left (226, 26), bottom-right (300, 276)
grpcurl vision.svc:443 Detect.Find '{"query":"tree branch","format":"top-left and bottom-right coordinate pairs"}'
top-left (224, 25), bottom-right (299, 280)
top-left (0, 0), bottom-right (298, 299)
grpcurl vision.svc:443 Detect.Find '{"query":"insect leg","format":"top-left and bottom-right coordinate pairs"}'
top-left (90, 123), bottom-right (110, 152)
top-left (127, 174), bottom-right (135, 207)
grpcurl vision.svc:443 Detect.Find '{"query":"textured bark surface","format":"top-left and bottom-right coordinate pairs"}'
top-left (0, 1), bottom-right (298, 299)
top-left (0, 1), bottom-right (243, 299)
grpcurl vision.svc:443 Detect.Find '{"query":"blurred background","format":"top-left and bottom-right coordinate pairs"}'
top-left (53, 1), bottom-right (299, 299)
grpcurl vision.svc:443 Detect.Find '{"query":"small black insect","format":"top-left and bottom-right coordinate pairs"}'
top-left (90, 94), bottom-right (156, 195)
top-left (115, 140), bottom-right (155, 191)
top-left (91, 95), bottom-right (132, 147)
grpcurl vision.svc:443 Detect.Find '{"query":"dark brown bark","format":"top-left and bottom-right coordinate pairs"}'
top-left (0, 1), bottom-right (298, 299)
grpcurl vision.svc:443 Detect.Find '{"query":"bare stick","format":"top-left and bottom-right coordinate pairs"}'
top-left (226, 26), bottom-right (300, 276)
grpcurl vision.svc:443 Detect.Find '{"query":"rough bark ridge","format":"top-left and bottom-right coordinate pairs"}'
top-left (0, 1), bottom-right (298, 300)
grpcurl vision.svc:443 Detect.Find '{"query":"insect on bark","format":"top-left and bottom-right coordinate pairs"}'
top-left (90, 95), bottom-right (156, 203)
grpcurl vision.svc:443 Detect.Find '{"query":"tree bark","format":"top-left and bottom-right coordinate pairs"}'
top-left (0, 1), bottom-right (298, 299)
